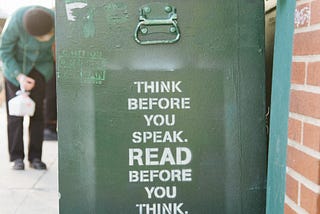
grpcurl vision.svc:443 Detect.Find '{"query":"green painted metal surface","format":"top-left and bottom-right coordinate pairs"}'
top-left (56, 0), bottom-right (266, 213)
top-left (266, 1), bottom-right (296, 213)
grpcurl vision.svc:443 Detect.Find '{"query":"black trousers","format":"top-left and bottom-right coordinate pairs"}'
top-left (5, 69), bottom-right (45, 162)
top-left (44, 65), bottom-right (57, 132)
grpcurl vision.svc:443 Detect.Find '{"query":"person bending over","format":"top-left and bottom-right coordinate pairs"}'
top-left (0, 6), bottom-right (55, 170)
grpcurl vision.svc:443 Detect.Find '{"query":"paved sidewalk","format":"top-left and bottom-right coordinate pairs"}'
top-left (0, 102), bottom-right (59, 214)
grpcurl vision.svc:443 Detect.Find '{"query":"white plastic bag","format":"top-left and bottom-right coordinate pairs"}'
top-left (8, 90), bottom-right (35, 117)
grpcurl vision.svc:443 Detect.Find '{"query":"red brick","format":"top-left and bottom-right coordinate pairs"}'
top-left (295, 4), bottom-right (310, 28)
top-left (303, 123), bottom-right (320, 152)
top-left (290, 90), bottom-right (320, 119)
top-left (307, 62), bottom-right (320, 86)
top-left (286, 146), bottom-right (320, 184)
top-left (286, 174), bottom-right (299, 203)
top-left (311, 1), bottom-right (320, 25)
top-left (291, 62), bottom-right (306, 84)
top-left (284, 204), bottom-right (297, 214)
top-left (300, 184), bottom-right (320, 214)
top-left (288, 118), bottom-right (302, 143)
top-left (293, 30), bottom-right (320, 55)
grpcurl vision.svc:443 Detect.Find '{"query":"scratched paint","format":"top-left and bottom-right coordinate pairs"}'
top-left (104, 2), bottom-right (129, 24)
top-left (64, 0), bottom-right (96, 38)
top-left (83, 8), bottom-right (96, 38)
top-left (294, 6), bottom-right (310, 27)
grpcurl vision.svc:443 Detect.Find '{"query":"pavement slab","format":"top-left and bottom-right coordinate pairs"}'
top-left (0, 103), bottom-right (59, 214)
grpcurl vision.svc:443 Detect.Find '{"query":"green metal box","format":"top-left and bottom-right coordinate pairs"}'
top-left (56, 0), bottom-right (266, 213)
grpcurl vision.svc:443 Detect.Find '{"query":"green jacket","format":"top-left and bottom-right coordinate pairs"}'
top-left (0, 6), bottom-right (54, 86)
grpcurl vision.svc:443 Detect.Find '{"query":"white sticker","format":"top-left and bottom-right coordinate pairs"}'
top-left (65, 2), bottom-right (88, 21)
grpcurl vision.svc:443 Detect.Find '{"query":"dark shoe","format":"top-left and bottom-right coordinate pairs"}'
top-left (13, 159), bottom-right (25, 170)
top-left (43, 128), bottom-right (57, 141)
top-left (30, 158), bottom-right (47, 170)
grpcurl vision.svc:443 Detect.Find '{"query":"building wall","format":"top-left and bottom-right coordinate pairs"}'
top-left (0, 18), bottom-right (5, 105)
top-left (0, 19), bottom-right (5, 33)
top-left (286, 0), bottom-right (320, 213)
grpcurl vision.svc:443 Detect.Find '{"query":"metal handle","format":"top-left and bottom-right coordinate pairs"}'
top-left (134, 4), bottom-right (180, 45)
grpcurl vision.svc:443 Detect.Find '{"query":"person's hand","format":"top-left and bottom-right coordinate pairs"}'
top-left (16, 74), bottom-right (35, 91)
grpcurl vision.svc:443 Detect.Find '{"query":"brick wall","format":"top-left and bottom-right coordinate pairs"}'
top-left (285, 0), bottom-right (320, 213)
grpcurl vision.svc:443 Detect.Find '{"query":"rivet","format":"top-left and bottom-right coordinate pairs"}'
top-left (141, 27), bottom-right (148, 34)
top-left (165, 6), bottom-right (172, 13)
top-left (143, 7), bottom-right (151, 14)
top-left (169, 26), bottom-right (176, 33)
